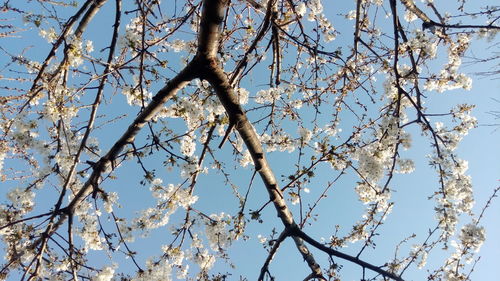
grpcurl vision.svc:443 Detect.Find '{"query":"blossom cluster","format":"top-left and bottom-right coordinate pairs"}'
top-left (424, 34), bottom-right (472, 92)
top-left (400, 29), bottom-right (438, 59)
top-left (441, 223), bottom-right (486, 280)
top-left (352, 114), bottom-right (411, 207)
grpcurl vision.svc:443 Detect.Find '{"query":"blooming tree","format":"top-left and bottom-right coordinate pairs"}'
top-left (0, 0), bottom-right (499, 280)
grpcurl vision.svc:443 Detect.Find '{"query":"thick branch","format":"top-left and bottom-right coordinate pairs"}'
top-left (67, 60), bottom-right (197, 213)
top-left (195, 0), bottom-right (323, 277)
top-left (200, 56), bottom-right (322, 277)
top-left (399, 0), bottom-right (431, 23)
top-left (31, 57), bottom-right (199, 255)
top-left (197, 0), bottom-right (227, 58)
top-left (291, 227), bottom-right (404, 281)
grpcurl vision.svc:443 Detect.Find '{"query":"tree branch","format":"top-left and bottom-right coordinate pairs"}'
top-left (196, 0), bottom-right (323, 277)
top-left (291, 226), bottom-right (405, 281)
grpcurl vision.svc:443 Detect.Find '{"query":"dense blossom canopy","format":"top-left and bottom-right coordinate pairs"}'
top-left (0, 0), bottom-right (499, 280)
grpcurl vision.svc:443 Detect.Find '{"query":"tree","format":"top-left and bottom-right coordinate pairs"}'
top-left (0, 0), bottom-right (499, 280)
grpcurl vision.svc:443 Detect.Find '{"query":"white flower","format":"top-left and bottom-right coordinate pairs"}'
top-left (324, 125), bottom-right (340, 136)
top-left (92, 266), bottom-right (115, 281)
top-left (296, 3), bottom-right (307, 17)
top-left (103, 192), bottom-right (118, 213)
top-left (235, 87), bottom-right (249, 104)
top-left (152, 178), bottom-right (163, 186)
top-left (180, 157), bottom-right (200, 178)
top-left (134, 258), bottom-right (173, 281)
top-left (355, 182), bottom-right (377, 204)
top-left (257, 234), bottom-right (267, 244)
top-left (67, 37), bottom-right (84, 67)
top-left (39, 27), bottom-right (58, 43)
top-left (180, 134), bottom-right (196, 157)
top-left (0, 152), bottom-right (5, 172)
top-left (404, 10), bottom-right (417, 22)
top-left (298, 127), bottom-right (312, 143)
top-left (456, 73), bottom-right (472, 90)
top-left (307, 0), bottom-right (323, 16)
top-left (194, 249), bottom-right (216, 270)
top-left (163, 247), bottom-right (185, 266)
top-left (205, 213), bottom-right (231, 251)
top-left (410, 244), bottom-right (429, 269)
top-left (122, 86), bottom-right (152, 106)
top-left (134, 207), bottom-right (170, 230)
top-left (78, 214), bottom-right (104, 251)
top-left (117, 221), bottom-right (135, 243)
top-left (177, 189), bottom-right (198, 209)
top-left (239, 149), bottom-right (253, 167)
top-left (170, 39), bottom-right (186, 52)
top-left (290, 99), bottom-right (303, 109)
top-left (255, 87), bottom-right (282, 104)
top-left (400, 132), bottom-right (412, 149)
top-left (85, 40), bottom-right (94, 53)
top-left (396, 159), bottom-right (415, 174)
top-left (356, 149), bottom-right (384, 183)
top-left (176, 265), bottom-right (189, 279)
top-left (418, 250), bottom-right (428, 269)
top-left (346, 10), bottom-right (357, 20)
top-left (122, 17), bottom-right (142, 49)
top-left (458, 223), bottom-right (485, 252)
top-left (7, 188), bottom-right (35, 213)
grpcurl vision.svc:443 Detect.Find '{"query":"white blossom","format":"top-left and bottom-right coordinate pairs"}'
top-left (298, 126), bottom-right (312, 143)
top-left (205, 213), bottom-right (231, 251)
top-left (121, 17), bottom-right (142, 49)
top-left (307, 0), bottom-right (323, 20)
top-left (92, 266), bottom-right (115, 281)
top-left (235, 87), bottom-right (249, 105)
top-left (239, 149), bottom-right (253, 167)
top-left (85, 40), bottom-right (94, 53)
top-left (257, 234), bottom-right (267, 244)
top-left (0, 151), bottom-right (5, 174)
top-left (193, 249), bottom-right (216, 271)
top-left (458, 223), bottom-right (485, 252)
top-left (7, 188), bottom-right (35, 214)
top-left (39, 27), bottom-right (58, 43)
top-left (180, 134), bottom-right (196, 157)
top-left (404, 10), bottom-right (417, 22)
top-left (396, 159), bottom-right (415, 174)
top-left (255, 87), bottom-right (282, 104)
top-left (103, 192), bottom-right (118, 213)
top-left (296, 2), bottom-right (307, 17)
top-left (169, 39), bottom-right (187, 52)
